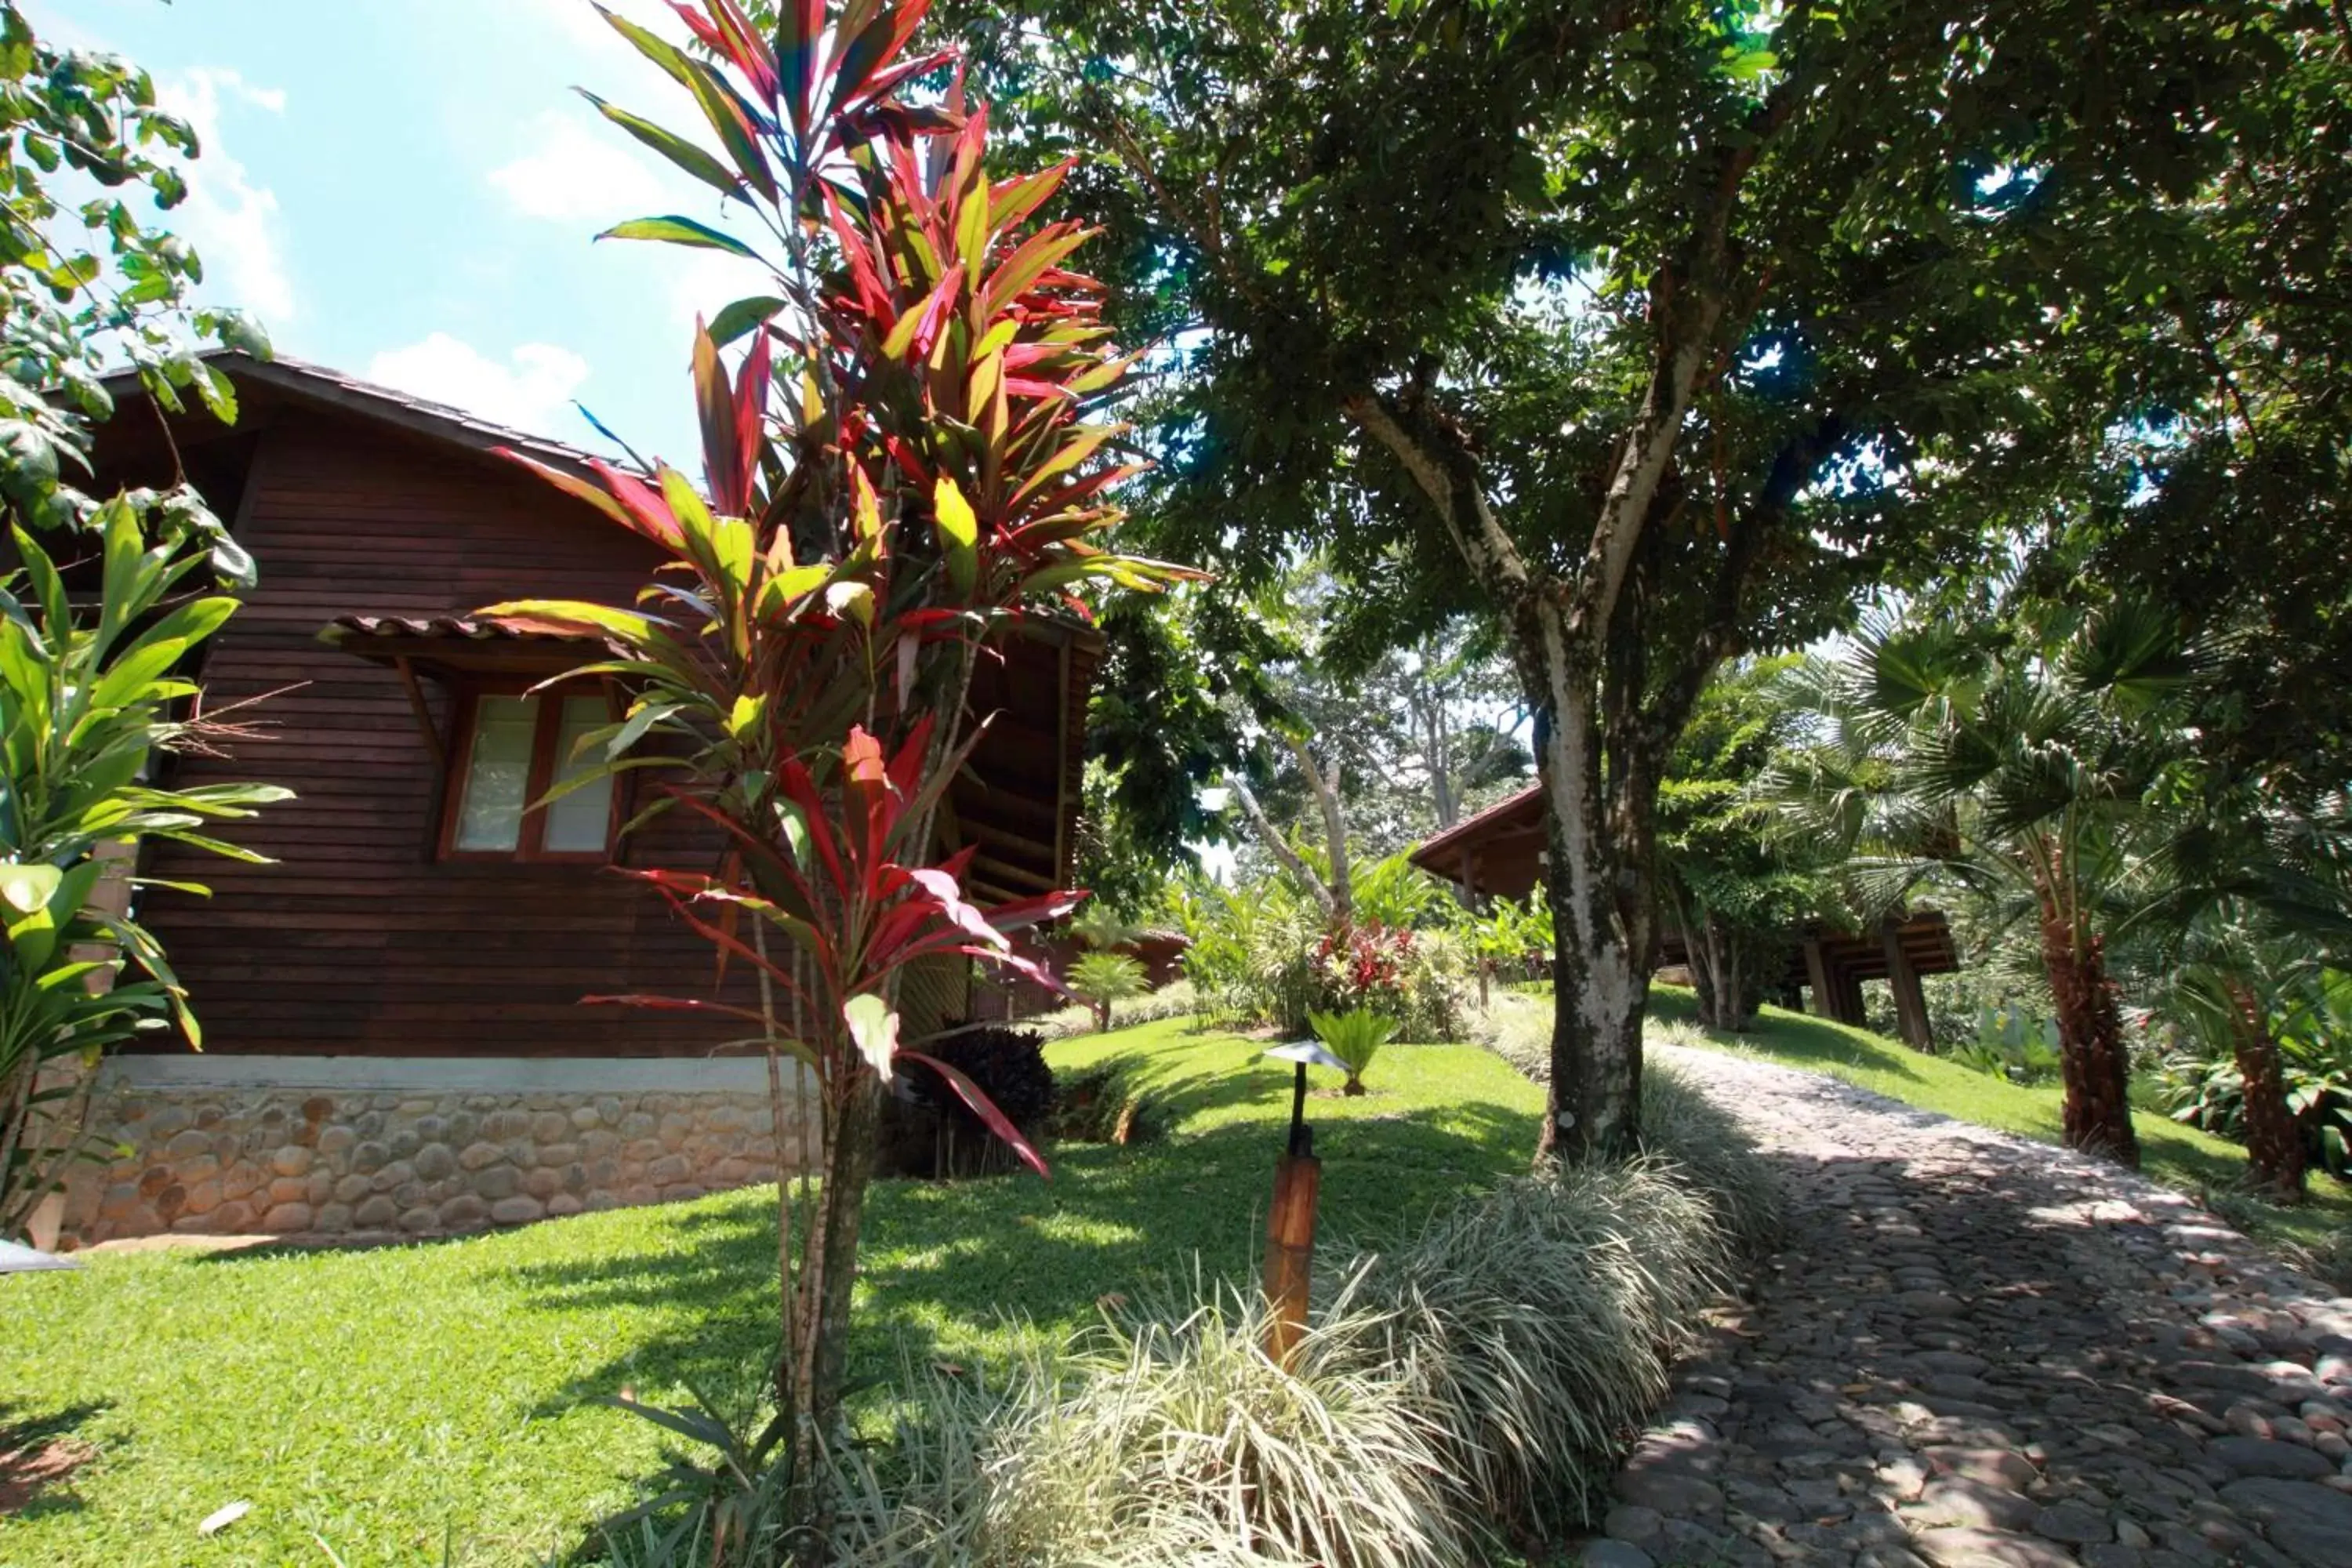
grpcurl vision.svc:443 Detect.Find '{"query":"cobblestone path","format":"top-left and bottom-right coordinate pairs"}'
top-left (1583, 1047), bottom-right (2352, 1568)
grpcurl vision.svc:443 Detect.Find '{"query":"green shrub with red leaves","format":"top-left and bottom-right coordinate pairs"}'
top-left (481, 0), bottom-right (1194, 1482)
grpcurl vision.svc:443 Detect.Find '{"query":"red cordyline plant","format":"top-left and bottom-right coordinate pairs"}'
top-left (477, 0), bottom-right (1196, 1483)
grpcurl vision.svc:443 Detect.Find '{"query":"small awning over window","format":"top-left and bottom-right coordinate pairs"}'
top-left (319, 612), bottom-right (612, 681)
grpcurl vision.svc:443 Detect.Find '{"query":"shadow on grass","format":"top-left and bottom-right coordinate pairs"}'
top-left (0, 1399), bottom-right (107, 1521)
top-left (492, 1086), bottom-right (1540, 1435)
top-left (1649, 987), bottom-right (1934, 1087)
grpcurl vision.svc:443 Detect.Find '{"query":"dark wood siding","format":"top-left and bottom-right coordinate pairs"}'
top-left (134, 410), bottom-right (743, 1057)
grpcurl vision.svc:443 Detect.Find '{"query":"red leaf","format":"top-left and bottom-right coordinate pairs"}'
top-left (899, 1050), bottom-right (1049, 1179)
top-left (984, 887), bottom-right (1088, 934)
top-left (593, 459), bottom-right (686, 547)
top-left (582, 993), bottom-right (775, 1027)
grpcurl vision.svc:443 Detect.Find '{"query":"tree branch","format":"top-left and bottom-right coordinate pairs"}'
top-left (1342, 390), bottom-right (1538, 609)
top-left (1226, 768), bottom-right (1335, 915)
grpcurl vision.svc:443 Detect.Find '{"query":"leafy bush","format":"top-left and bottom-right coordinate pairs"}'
top-left (1303, 922), bottom-right (1467, 1041)
top-left (1348, 1159), bottom-right (1740, 1536)
top-left (1952, 1006), bottom-right (2064, 1083)
top-left (1169, 875), bottom-right (1468, 1040)
top-left (2160, 1037), bottom-right (2352, 1178)
top-left (1308, 1007), bottom-right (1399, 1094)
top-left (1347, 851), bottom-right (1456, 931)
top-left (2, 506), bottom-right (287, 1236)
top-left (1044, 1061), bottom-right (1162, 1145)
top-left (2155, 967), bottom-right (2352, 1179)
top-left (592, 1384), bottom-right (802, 1568)
top-left (1067, 951), bottom-right (1149, 1033)
top-left (880, 1025), bottom-right (1057, 1179)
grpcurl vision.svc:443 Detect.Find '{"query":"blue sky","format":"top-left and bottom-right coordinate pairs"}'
top-left (47, 0), bottom-right (757, 466)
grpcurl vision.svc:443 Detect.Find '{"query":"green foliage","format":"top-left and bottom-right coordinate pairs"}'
top-left (591, 1382), bottom-right (800, 1568)
top-left (1065, 951), bottom-right (1147, 1033)
top-left (0, 505), bottom-right (285, 1236)
top-left (1952, 1007), bottom-right (2064, 1086)
top-left (1308, 1007), bottom-right (1399, 1094)
top-left (1657, 657), bottom-right (1839, 1029)
top-left (1458, 893), bottom-right (1553, 985)
top-left (0, 2), bottom-right (264, 568)
top-left (1065, 902), bottom-right (1138, 951)
top-left (2158, 968), bottom-right (2352, 1179)
top-left (1347, 851), bottom-right (1454, 931)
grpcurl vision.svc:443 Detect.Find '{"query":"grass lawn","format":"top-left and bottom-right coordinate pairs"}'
top-left (0, 1020), bottom-right (1541, 1567)
top-left (1645, 983), bottom-right (2352, 1258)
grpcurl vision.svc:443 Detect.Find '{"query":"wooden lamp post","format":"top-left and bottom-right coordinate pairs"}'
top-left (1259, 1039), bottom-right (1346, 1369)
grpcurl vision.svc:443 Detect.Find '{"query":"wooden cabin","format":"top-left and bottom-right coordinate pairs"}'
top-left (1408, 784), bottom-right (1959, 1047)
top-left (60, 353), bottom-right (1095, 1243)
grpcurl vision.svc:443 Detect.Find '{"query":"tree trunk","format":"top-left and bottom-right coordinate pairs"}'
top-left (1285, 733), bottom-right (1352, 923)
top-left (1710, 921), bottom-right (1748, 1032)
top-left (1535, 691), bottom-right (1646, 1163)
top-left (2225, 978), bottom-right (2306, 1202)
top-left (2039, 912), bottom-right (2140, 1167)
top-left (791, 1073), bottom-right (884, 1515)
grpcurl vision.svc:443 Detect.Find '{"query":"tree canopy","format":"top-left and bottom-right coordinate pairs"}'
top-left (955, 0), bottom-right (2328, 1157)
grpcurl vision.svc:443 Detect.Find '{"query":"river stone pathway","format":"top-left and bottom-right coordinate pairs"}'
top-left (1580, 1045), bottom-right (2352, 1568)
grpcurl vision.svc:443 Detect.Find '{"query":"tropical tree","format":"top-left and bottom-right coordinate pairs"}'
top-left (1067, 949), bottom-right (1146, 1033)
top-left (0, 4), bottom-right (280, 1238)
top-left (0, 1), bottom-right (265, 563)
top-left (2122, 788), bottom-right (2352, 1199)
top-left (478, 0), bottom-right (1190, 1475)
top-left (1769, 604), bottom-right (2214, 1166)
top-left (1654, 658), bottom-right (1837, 1031)
top-left (952, 0), bottom-right (2314, 1161)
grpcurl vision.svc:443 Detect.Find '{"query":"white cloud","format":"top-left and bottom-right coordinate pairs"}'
top-left (515, 0), bottom-right (685, 64)
top-left (365, 334), bottom-right (591, 439)
top-left (489, 110), bottom-right (677, 223)
top-left (154, 67), bottom-right (296, 325)
top-left (666, 249), bottom-right (779, 341)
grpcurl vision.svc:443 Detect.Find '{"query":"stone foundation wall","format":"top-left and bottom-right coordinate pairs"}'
top-left (62, 1055), bottom-right (815, 1245)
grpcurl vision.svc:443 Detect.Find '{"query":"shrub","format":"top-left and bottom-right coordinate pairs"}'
top-left (1347, 1157), bottom-right (1740, 1537)
top-left (1952, 1005), bottom-right (2064, 1083)
top-left (1308, 1007), bottom-right (1400, 1095)
top-left (880, 1025), bottom-right (1055, 1179)
top-left (2160, 1036), bottom-right (2352, 1178)
top-left (976, 1282), bottom-right (1469, 1566)
top-left (1044, 1062), bottom-right (1162, 1145)
top-left (1067, 951), bottom-right (1149, 1033)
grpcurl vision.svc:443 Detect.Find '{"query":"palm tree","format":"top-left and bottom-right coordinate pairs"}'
top-left (1769, 603), bottom-right (2205, 1167)
top-left (2122, 789), bottom-right (2352, 1200)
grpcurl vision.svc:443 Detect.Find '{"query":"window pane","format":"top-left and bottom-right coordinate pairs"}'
top-left (456, 696), bottom-right (535, 851)
top-left (542, 693), bottom-right (615, 853)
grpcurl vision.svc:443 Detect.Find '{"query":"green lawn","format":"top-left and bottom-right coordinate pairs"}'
top-left (1645, 984), bottom-right (2352, 1257)
top-left (0, 1021), bottom-right (1541, 1567)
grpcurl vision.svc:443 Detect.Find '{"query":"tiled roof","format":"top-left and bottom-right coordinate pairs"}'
top-left (321, 613), bottom-right (608, 644)
top-left (1410, 783), bottom-right (1544, 865)
top-left (104, 350), bottom-right (622, 475)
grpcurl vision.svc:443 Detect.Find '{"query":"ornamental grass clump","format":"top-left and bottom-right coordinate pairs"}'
top-left (1345, 1157), bottom-right (1740, 1538)
top-left (959, 1281), bottom-right (1467, 1568)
